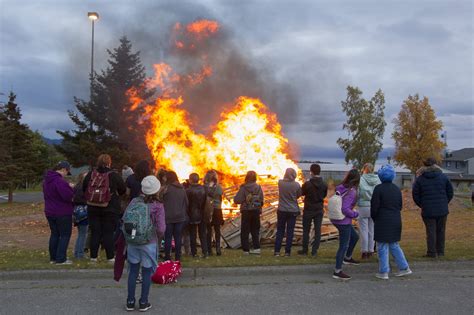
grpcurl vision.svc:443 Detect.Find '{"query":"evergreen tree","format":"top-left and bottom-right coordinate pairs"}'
top-left (57, 36), bottom-right (153, 168)
top-left (337, 86), bottom-right (386, 169)
top-left (392, 94), bottom-right (445, 173)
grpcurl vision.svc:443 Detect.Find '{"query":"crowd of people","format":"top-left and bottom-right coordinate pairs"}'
top-left (42, 154), bottom-right (454, 311)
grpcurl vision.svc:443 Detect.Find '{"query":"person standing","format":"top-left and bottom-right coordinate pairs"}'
top-left (274, 168), bottom-right (302, 257)
top-left (357, 163), bottom-right (381, 259)
top-left (331, 169), bottom-right (360, 280)
top-left (124, 175), bottom-right (165, 312)
top-left (185, 173), bottom-right (208, 258)
top-left (204, 170), bottom-right (224, 256)
top-left (43, 161), bottom-right (74, 265)
top-left (83, 154), bottom-right (126, 263)
top-left (126, 160), bottom-right (151, 201)
top-left (73, 172), bottom-right (89, 259)
top-left (234, 171), bottom-right (264, 255)
top-left (412, 157), bottom-right (453, 258)
top-left (298, 164), bottom-right (327, 257)
top-left (371, 164), bottom-right (412, 279)
top-left (161, 171), bottom-right (188, 261)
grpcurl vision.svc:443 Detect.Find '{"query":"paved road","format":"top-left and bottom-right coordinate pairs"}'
top-left (0, 192), bottom-right (43, 203)
top-left (1, 261), bottom-right (473, 314)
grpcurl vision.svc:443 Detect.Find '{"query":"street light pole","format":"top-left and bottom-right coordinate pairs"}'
top-left (87, 12), bottom-right (99, 131)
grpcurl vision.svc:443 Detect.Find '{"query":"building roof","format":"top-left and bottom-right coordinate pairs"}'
top-left (444, 148), bottom-right (474, 161)
top-left (297, 163), bottom-right (458, 174)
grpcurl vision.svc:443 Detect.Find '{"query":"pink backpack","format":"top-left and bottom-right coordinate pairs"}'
top-left (152, 260), bottom-right (182, 284)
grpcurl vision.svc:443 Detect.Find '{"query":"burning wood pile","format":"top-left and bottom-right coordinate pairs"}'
top-left (220, 182), bottom-right (339, 249)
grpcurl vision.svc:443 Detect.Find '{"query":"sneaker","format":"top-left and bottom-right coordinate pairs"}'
top-left (284, 253), bottom-right (291, 257)
top-left (49, 260), bottom-right (56, 264)
top-left (343, 258), bottom-right (360, 265)
top-left (126, 300), bottom-right (135, 311)
top-left (375, 273), bottom-right (389, 280)
top-left (243, 251), bottom-right (250, 255)
top-left (311, 252), bottom-right (318, 258)
top-left (274, 252), bottom-right (280, 257)
top-left (139, 302), bottom-right (152, 312)
top-left (395, 268), bottom-right (413, 277)
top-left (297, 250), bottom-right (308, 256)
top-left (332, 271), bottom-right (351, 280)
top-left (249, 248), bottom-right (261, 255)
top-left (107, 258), bottom-right (115, 264)
top-left (56, 259), bottom-right (73, 265)
top-left (361, 253), bottom-right (368, 260)
top-left (90, 258), bottom-right (98, 263)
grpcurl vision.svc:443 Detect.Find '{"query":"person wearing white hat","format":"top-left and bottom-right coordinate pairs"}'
top-left (124, 175), bottom-right (165, 312)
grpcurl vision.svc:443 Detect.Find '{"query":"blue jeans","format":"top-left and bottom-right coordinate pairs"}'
top-left (127, 263), bottom-right (152, 304)
top-left (74, 224), bottom-right (88, 258)
top-left (164, 222), bottom-right (186, 261)
top-left (377, 242), bottom-right (409, 273)
top-left (47, 215), bottom-right (72, 263)
top-left (334, 224), bottom-right (359, 270)
top-left (274, 211), bottom-right (298, 254)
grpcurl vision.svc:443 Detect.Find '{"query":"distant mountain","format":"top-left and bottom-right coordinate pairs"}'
top-left (42, 137), bottom-right (62, 146)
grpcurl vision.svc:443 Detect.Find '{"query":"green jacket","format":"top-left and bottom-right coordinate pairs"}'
top-left (357, 173), bottom-right (381, 207)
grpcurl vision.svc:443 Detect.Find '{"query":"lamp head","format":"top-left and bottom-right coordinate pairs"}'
top-left (88, 12), bottom-right (99, 21)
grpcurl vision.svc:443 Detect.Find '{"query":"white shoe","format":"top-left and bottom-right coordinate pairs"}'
top-left (107, 258), bottom-right (115, 264)
top-left (375, 273), bottom-right (389, 280)
top-left (249, 248), bottom-right (261, 255)
top-left (395, 268), bottom-right (412, 277)
top-left (90, 258), bottom-right (98, 263)
top-left (243, 251), bottom-right (250, 255)
top-left (56, 260), bottom-right (73, 265)
top-left (49, 261), bottom-right (56, 264)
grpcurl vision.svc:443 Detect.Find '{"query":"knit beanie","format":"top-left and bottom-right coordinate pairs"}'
top-left (141, 175), bottom-right (161, 195)
top-left (378, 164), bottom-right (396, 183)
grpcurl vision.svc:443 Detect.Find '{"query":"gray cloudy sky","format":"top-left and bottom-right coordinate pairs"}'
top-left (0, 0), bottom-right (472, 159)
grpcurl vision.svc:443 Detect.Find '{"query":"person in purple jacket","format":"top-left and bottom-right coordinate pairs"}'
top-left (331, 169), bottom-right (361, 280)
top-left (43, 161), bottom-right (74, 265)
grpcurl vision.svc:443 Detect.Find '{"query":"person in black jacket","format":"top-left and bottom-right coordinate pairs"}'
top-left (298, 164), bottom-right (327, 257)
top-left (83, 154), bottom-right (126, 263)
top-left (371, 164), bottom-right (412, 280)
top-left (412, 157), bottom-right (454, 258)
top-left (185, 173), bottom-right (208, 258)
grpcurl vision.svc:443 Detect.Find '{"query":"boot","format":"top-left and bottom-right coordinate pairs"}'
top-left (216, 239), bottom-right (222, 256)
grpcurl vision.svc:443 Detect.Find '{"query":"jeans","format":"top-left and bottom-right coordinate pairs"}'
top-left (241, 211), bottom-right (261, 252)
top-left (189, 221), bottom-right (208, 256)
top-left (164, 222), bottom-right (186, 261)
top-left (47, 215), bottom-right (72, 263)
top-left (422, 215), bottom-right (447, 256)
top-left (274, 211), bottom-right (298, 254)
top-left (358, 210), bottom-right (375, 253)
top-left (88, 211), bottom-right (118, 260)
top-left (334, 224), bottom-right (359, 270)
top-left (302, 212), bottom-right (324, 255)
top-left (74, 224), bottom-right (88, 258)
top-left (127, 263), bottom-right (152, 304)
top-left (206, 223), bottom-right (222, 255)
top-left (377, 242), bottom-right (409, 273)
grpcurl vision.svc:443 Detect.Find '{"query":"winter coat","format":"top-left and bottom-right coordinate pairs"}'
top-left (162, 182), bottom-right (189, 224)
top-left (234, 182), bottom-right (264, 211)
top-left (370, 182), bottom-right (403, 243)
top-left (301, 176), bottom-right (328, 216)
top-left (357, 174), bottom-right (381, 208)
top-left (43, 170), bottom-right (74, 217)
top-left (412, 166), bottom-right (453, 218)
top-left (82, 166), bottom-right (127, 215)
top-left (186, 184), bottom-right (207, 224)
top-left (330, 184), bottom-right (359, 225)
top-left (277, 169), bottom-right (302, 213)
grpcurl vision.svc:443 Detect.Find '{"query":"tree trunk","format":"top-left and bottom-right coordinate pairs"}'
top-left (8, 187), bottom-right (13, 203)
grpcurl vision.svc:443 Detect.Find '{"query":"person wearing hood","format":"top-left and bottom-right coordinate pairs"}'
top-left (412, 157), bottom-right (453, 258)
top-left (357, 163), bottom-right (381, 259)
top-left (298, 164), bottom-right (328, 257)
top-left (371, 164), bottom-right (412, 280)
top-left (204, 170), bottom-right (224, 256)
top-left (43, 161), bottom-right (74, 265)
top-left (234, 171), bottom-right (264, 255)
top-left (161, 171), bottom-right (189, 261)
top-left (274, 168), bottom-right (302, 256)
top-left (83, 154), bottom-right (127, 263)
top-left (331, 169), bottom-right (360, 280)
top-left (186, 173), bottom-right (208, 258)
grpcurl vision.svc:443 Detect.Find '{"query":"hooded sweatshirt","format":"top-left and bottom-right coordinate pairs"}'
top-left (330, 184), bottom-right (359, 225)
top-left (234, 182), bottom-right (264, 211)
top-left (357, 173), bottom-right (381, 207)
top-left (277, 168), bottom-right (302, 213)
top-left (162, 182), bottom-right (189, 224)
top-left (301, 176), bottom-right (328, 216)
top-left (43, 170), bottom-right (74, 217)
top-left (412, 166), bottom-right (453, 218)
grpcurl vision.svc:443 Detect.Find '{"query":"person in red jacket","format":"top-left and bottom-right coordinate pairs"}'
top-left (43, 161), bottom-right (74, 265)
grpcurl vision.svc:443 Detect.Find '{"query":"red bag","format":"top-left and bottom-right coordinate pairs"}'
top-left (85, 170), bottom-right (111, 207)
top-left (152, 260), bottom-right (182, 284)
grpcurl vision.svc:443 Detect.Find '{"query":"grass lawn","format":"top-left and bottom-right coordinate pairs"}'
top-left (0, 194), bottom-right (472, 271)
